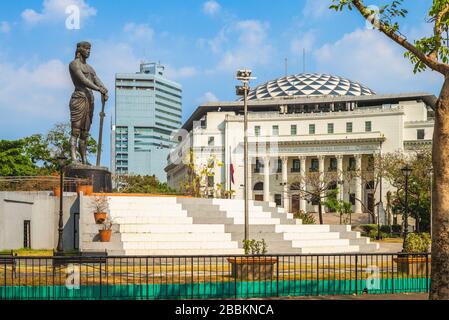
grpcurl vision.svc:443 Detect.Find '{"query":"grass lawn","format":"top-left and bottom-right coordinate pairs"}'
top-left (0, 249), bottom-right (80, 257)
top-left (373, 238), bottom-right (404, 244)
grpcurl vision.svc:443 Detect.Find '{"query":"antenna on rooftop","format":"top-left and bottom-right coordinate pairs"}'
top-left (285, 58), bottom-right (288, 77)
top-left (303, 48), bottom-right (306, 73)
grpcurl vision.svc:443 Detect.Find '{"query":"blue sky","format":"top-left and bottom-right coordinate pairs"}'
top-left (0, 0), bottom-right (443, 167)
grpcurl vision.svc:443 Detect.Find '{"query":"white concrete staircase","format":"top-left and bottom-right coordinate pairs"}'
top-left (79, 196), bottom-right (378, 256)
top-left (79, 196), bottom-right (243, 255)
top-left (176, 198), bottom-right (379, 254)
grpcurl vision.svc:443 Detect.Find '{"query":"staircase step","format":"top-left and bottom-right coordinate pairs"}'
top-left (122, 242), bottom-right (239, 250)
top-left (118, 224), bottom-right (226, 233)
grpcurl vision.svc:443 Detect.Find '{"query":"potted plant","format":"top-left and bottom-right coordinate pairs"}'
top-left (227, 239), bottom-right (278, 280)
top-left (90, 196), bottom-right (109, 224)
top-left (99, 217), bottom-right (113, 242)
top-left (77, 183), bottom-right (94, 196)
top-left (394, 233), bottom-right (431, 275)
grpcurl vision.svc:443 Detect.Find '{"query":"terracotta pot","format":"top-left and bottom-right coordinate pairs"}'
top-left (52, 187), bottom-right (61, 197)
top-left (227, 257), bottom-right (278, 280)
top-left (394, 256), bottom-right (431, 275)
top-left (77, 185), bottom-right (94, 196)
top-left (99, 230), bottom-right (112, 242)
top-left (94, 212), bottom-right (107, 224)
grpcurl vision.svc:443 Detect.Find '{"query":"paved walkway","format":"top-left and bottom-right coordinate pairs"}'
top-left (375, 242), bottom-right (403, 253)
top-left (280, 293), bottom-right (428, 300)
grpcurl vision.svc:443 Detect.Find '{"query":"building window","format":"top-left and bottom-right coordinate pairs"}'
top-left (310, 159), bottom-right (319, 172)
top-left (292, 159), bottom-right (301, 173)
top-left (346, 122), bottom-right (353, 133)
top-left (366, 181), bottom-right (375, 190)
top-left (365, 121), bottom-right (372, 132)
top-left (311, 195), bottom-right (320, 206)
top-left (350, 193), bottom-right (356, 206)
top-left (309, 124), bottom-right (316, 135)
top-left (208, 136), bottom-right (215, 146)
top-left (273, 125), bottom-right (279, 136)
top-left (276, 159), bottom-right (282, 173)
top-left (24, 220), bottom-right (31, 249)
top-left (291, 125), bottom-right (297, 136)
top-left (329, 158), bottom-right (337, 171)
top-left (255, 126), bottom-right (261, 137)
top-left (328, 123), bottom-right (334, 134)
top-left (274, 194), bottom-right (282, 207)
top-left (348, 157), bottom-right (356, 171)
top-left (254, 182), bottom-right (264, 191)
top-left (255, 158), bottom-right (263, 173)
top-left (207, 176), bottom-right (214, 188)
top-left (417, 129), bottom-right (425, 140)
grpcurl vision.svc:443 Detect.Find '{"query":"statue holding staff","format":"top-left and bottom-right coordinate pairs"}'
top-left (69, 41), bottom-right (108, 165)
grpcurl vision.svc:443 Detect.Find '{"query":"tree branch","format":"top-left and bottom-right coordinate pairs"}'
top-left (430, 3), bottom-right (449, 60)
top-left (352, 0), bottom-right (449, 74)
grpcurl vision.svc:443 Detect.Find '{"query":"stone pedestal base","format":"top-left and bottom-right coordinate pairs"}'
top-left (65, 164), bottom-right (112, 193)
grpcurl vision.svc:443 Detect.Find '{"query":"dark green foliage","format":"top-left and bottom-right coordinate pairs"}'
top-left (243, 239), bottom-right (268, 255)
top-left (403, 233), bottom-right (431, 253)
top-left (293, 210), bottom-right (316, 225)
top-left (114, 175), bottom-right (180, 195)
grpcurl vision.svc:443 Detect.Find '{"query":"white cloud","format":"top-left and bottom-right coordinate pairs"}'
top-left (165, 66), bottom-right (199, 80)
top-left (197, 92), bottom-right (219, 104)
top-left (303, 0), bottom-right (331, 19)
top-left (0, 21), bottom-right (11, 33)
top-left (123, 23), bottom-right (155, 42)
top-left (207, 20), bottom-right (273, 73)
top-left (203, 1), bottom-right (221, 16)
top-left (314, 28), bottom-right (443, 94)
top-left (21, 0), bottom-right (96, 25)
top-left (290, 30), bottom-right (316, 53)
top-left (0, 59), bottom-right (72, 125)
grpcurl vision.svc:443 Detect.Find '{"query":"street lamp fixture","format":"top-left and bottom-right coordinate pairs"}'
top-left (401, 164), bottom-right (412, 241)
top-left (56, 155), bottom-right (67, 256)
top-left (235, 69), bottom-right (256, 244)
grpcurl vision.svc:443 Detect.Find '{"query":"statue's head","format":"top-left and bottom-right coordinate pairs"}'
top-left (75, 41), bottom-right (91, 59)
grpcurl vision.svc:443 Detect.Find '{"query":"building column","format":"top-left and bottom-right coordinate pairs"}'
top-left (281, 156), bottom-right (289, 212)
top-left (300, 156), bottom-right (307, 212)
top-left (337, 155), bottom-right (344, 201)
top-left (248, 156), bottom-right (253, 201)
top-left (264, 156), bottom-right (270, 202)
top-left (318, 155), bottom-right (326, 214)
top-left (355, 154), bottom-right (363, 214)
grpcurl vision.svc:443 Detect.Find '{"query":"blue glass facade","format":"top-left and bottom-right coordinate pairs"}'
top-left (112, 63), bottom-right (182, 182)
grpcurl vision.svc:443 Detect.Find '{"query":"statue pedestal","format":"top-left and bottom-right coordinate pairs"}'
top-left (65, 164), bottom-right (112, 193)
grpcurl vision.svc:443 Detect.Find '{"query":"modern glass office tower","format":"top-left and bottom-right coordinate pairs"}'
top-left (112, 63), bottom-right (182, 182)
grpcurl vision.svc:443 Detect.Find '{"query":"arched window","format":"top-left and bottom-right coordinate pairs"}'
top-left (254, 182), bottom-right (264, 191)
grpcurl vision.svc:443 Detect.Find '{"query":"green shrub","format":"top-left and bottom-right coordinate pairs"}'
top-left (391, 225), bottom-right (402, 234)
top-left (243, 239), bottom-right (268, 255)
top-left (403, 233), bottom-right (431, 253)
top-left (369, 229), bottom-right (388, 240)
top-left (380, 225), bottom-right (392, 234)
top-left (360, 224), bottom-right (378, 235)
top-left (293, 210), bottom-right (316, 225)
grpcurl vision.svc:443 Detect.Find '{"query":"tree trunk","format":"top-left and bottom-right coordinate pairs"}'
top-left (430, 76), bottom-right (449, 300)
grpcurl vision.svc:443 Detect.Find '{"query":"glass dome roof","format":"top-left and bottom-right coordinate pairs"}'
top-left (245, 73), bottom-right (375, 100)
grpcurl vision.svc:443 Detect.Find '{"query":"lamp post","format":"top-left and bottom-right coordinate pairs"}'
top-left (401, 164), bottom-right (412, 241)
top-left (236, 69), bottom-right (256, 244)
top-left (56, 155), bottom-right (67, 256)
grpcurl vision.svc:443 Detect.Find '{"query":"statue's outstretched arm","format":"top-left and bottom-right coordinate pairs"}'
top-left (70, 61), bottom-right (101, 92)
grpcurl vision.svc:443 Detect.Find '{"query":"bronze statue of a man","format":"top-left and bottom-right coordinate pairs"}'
top-left (69, 41), bottom-right (108, 165)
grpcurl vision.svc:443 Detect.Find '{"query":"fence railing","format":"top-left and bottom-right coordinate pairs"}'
top-left (0, 176), bottom-right (91, 192)
top-left (0, 253), bottom-right (430, 300)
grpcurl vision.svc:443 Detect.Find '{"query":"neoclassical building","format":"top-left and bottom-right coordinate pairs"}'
top-left (165, 73), bottom-right (436, 215)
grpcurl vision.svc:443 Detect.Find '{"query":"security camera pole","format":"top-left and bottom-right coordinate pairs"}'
top-left (236, 69), bottom-right (256, 244)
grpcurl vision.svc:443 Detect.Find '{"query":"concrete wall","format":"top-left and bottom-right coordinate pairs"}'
top-left (0, 192), bottom-right (79, 251)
